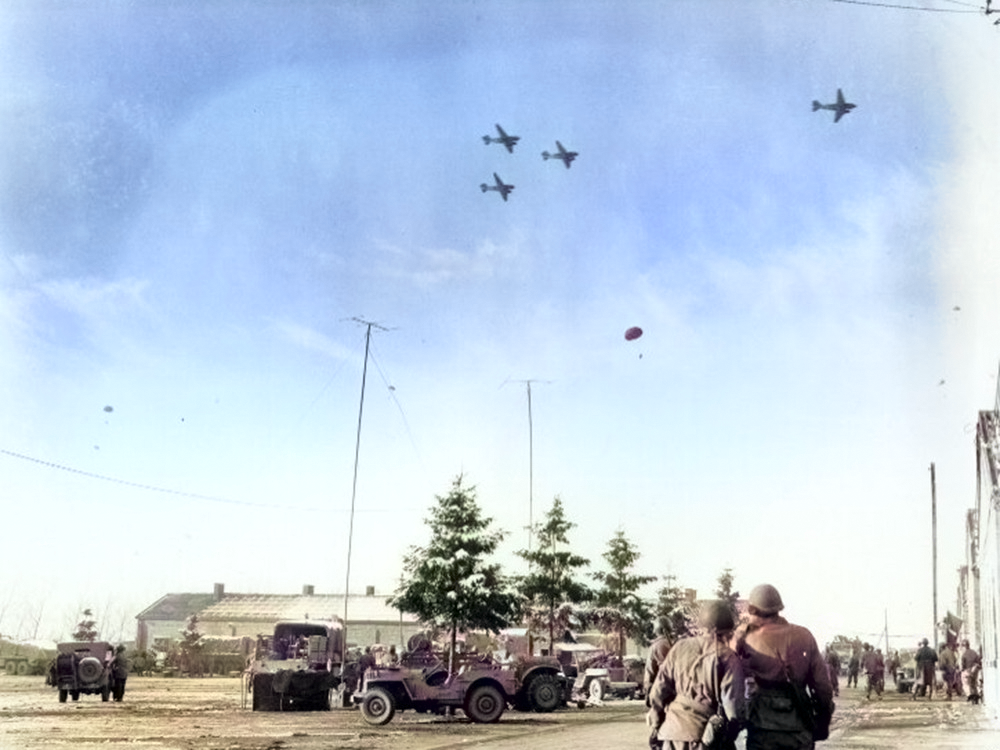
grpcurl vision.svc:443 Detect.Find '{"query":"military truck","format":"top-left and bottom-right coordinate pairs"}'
top-left (52, 641), bottom-right (113, 702)
top-left (355, 654), bottom-right (567, 725)
top-left (245, 620), bottom-right (346, 711)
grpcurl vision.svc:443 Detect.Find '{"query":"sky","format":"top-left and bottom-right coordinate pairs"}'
top-left (2, 0), bottom-right (999, 650)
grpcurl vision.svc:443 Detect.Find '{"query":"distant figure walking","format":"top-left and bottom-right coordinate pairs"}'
top-left (960, 640), bottom-right (982, 703)
top-left (938, 642), bottom-right (959, 700)
top-left (824, 646), bottom-right (841, 697)
top-left (110, 645), bottom-right (129, 702)
top-left (847, 650), bottom-right (860, 688)
top-left (913, 639), bottom-right (938, 700)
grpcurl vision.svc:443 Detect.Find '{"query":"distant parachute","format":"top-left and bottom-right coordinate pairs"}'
top-left (624, 326), bottom-right (643, 341)
top-left (103, 405), bottom-right (114, 413)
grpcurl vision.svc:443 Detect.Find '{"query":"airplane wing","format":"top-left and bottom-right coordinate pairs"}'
top-left (834, 110), bottom-right (845, 123)
top-left (495, 124), bottom-right (507, 138)
top-left (493, 172), bottom-right (503, 187)
top-left (556, 140), bottom-right (566, 155)
top-left (836, 89), bottom-right (846, 106)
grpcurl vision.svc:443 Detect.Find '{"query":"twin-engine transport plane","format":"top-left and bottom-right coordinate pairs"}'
top-left (542, 140), bottom-right (578, 168)
top-left (812, 89), bottom-right (856, 123)
top-left (480, 172), bottom-right (514, 201)
top-left (483, 123), bottom-right (520, 153)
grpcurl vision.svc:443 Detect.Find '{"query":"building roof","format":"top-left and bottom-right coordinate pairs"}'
top-left (136, 593), bottom-right (220, 621)
top-left (198, 593), bottom-right (418, 624)
top-left (136, 590), bottom-right (419, 626)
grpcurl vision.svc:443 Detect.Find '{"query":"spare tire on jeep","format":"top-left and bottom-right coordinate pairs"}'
top-left (77, 657), bottom-right (103, 683)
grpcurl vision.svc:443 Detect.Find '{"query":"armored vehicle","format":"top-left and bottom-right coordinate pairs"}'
top-left (246, 620), bottom-right (346, 711)
top-left (356, 654), bottom-right (567, 725)
top-left (53, 641), bottom-right (112, 702)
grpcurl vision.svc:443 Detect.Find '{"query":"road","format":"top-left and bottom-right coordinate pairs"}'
top-left (0, 676), bottom-right (997, 749)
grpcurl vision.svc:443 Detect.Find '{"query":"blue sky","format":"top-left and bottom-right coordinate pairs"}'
top-left (2, 0), bottom-right (999, 649)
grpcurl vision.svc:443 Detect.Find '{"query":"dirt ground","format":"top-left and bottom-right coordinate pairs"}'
top-left (1, 675), bottom-right (998, 749)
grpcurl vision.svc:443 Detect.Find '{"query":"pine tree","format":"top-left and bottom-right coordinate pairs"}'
top-left (389, 475), bottom-right (519, 672)
top-left (516, 496), bottom-right (592, 655)
top-left (179, 614), bottom-right (204, 676)
top-left (72, 608), bottom-right (99, 642)
top-left (653, 575), bottom-right (696, 642)
top-left (590, 529), bottom-right (656, 654)
top-left (715, 567), bottom-right (740, 622)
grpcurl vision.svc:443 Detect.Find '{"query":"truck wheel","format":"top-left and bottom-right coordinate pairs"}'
top-left (16, 661), bottom-right (29, 675)
top-left (464, 684), bottom-right (505, 723)
top-left (58, 689), bottom-right (68, 703)
top-left (360, 687), bottom-right (396, 726)
top-left (529, 674), bottom-right (561, 713)
top-left (251, 674), bottom-right (279, 711)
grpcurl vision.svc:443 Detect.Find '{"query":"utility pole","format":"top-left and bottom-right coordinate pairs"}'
top-left (505, 379), bottom-right (550, 554)
top-left (930, 462), bottom-right (938, 648)
top-left (343, 318), bottom-right (387, 641)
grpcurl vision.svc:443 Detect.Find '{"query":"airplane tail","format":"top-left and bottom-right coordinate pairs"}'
top-left (542, 151), bottom-right (551, 160)
top-left (483, 135), bottom-right (492, 145)
top-left (480, 183), bottom-right (488, 193)
top-left (812, 100), bottom-right (822, 111)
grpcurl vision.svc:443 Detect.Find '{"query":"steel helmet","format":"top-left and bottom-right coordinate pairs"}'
top-left (748, 584), bottom-right (784, 615)
top-left (699, 600), bottom-right (736, 632)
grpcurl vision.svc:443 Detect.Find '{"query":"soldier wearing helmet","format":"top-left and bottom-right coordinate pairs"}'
top-left (647, 600), bottom-right (744, 750)
top-left (734, 584), bottom-right (834, 749)
top-left (913, 638), bottom-right (938, 700)
top-left (644, 624), bottom-right (674, 708)
top-left (959, 639), bottom-right (981, 703)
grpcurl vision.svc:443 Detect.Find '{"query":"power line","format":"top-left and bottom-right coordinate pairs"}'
top-left (828, 0), bottom-right (981, 11)
top-left (0, 447), bottom-right (412, 513)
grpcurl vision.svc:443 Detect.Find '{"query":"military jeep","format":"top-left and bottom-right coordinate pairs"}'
top-left (53, 641), bottom-right (112, 703)
top-left (355, 654), bottom-right (567, 725)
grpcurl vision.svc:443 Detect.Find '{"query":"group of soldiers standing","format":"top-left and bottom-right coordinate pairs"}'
top-left (830, 636), bottom-right (982, 703)
top-left (644, 583), bottom-right (834, 750)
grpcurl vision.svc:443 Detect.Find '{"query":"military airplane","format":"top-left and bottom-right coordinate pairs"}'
top-left (812, 89), bottom-right (856, 123)
top-left (480, 172), bottom-right (514, 201)
top-left (483, 124), bottom-right (520, 153)
top-left (542, 140), bottom-right (578, 168)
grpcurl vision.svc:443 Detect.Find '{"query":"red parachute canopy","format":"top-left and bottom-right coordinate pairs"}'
top-left (624, 326), bottom-right (643, 341)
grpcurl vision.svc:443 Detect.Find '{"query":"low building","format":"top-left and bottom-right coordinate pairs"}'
top-left (136, 583), bottom-right (422, 652)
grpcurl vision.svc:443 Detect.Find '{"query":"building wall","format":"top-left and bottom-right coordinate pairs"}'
top-left (976, 411), bottom-right (1000, 712)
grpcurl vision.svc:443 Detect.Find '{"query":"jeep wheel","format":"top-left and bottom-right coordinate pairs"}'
top-left (58, 689), bottom-right (68, 703)
top-left (360, 686), bottom-right (396, 726)
top-left (587, 678), bottom-right (605, 700)
top-left (529, 674), bottom-right (561, 713)
top-left (464, 684), bottom-right (505, 723)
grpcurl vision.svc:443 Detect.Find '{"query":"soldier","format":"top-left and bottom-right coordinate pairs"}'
top-left (912, 638), bottom-right (937, 700)
top-left (846, 649), bottom-right (860, 689)
top-left (938, 642), bottom-right (959, 700)
top-left (647, 601), bottom-right (743, 750)
top-left (110, 645), bottom-right (129, 702)
top-left (735, 584), bottom-right (834, 750)
top-left (959, 639), bottom-right (981, 703)
top-left (823, 646), bottom-right (841, 697)
top-left (862, 647), bottom-right (884, 700)
top-left (645, 625), bottom-right (674, 704)
top-left (886, 650), bottom-right (900, 687)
